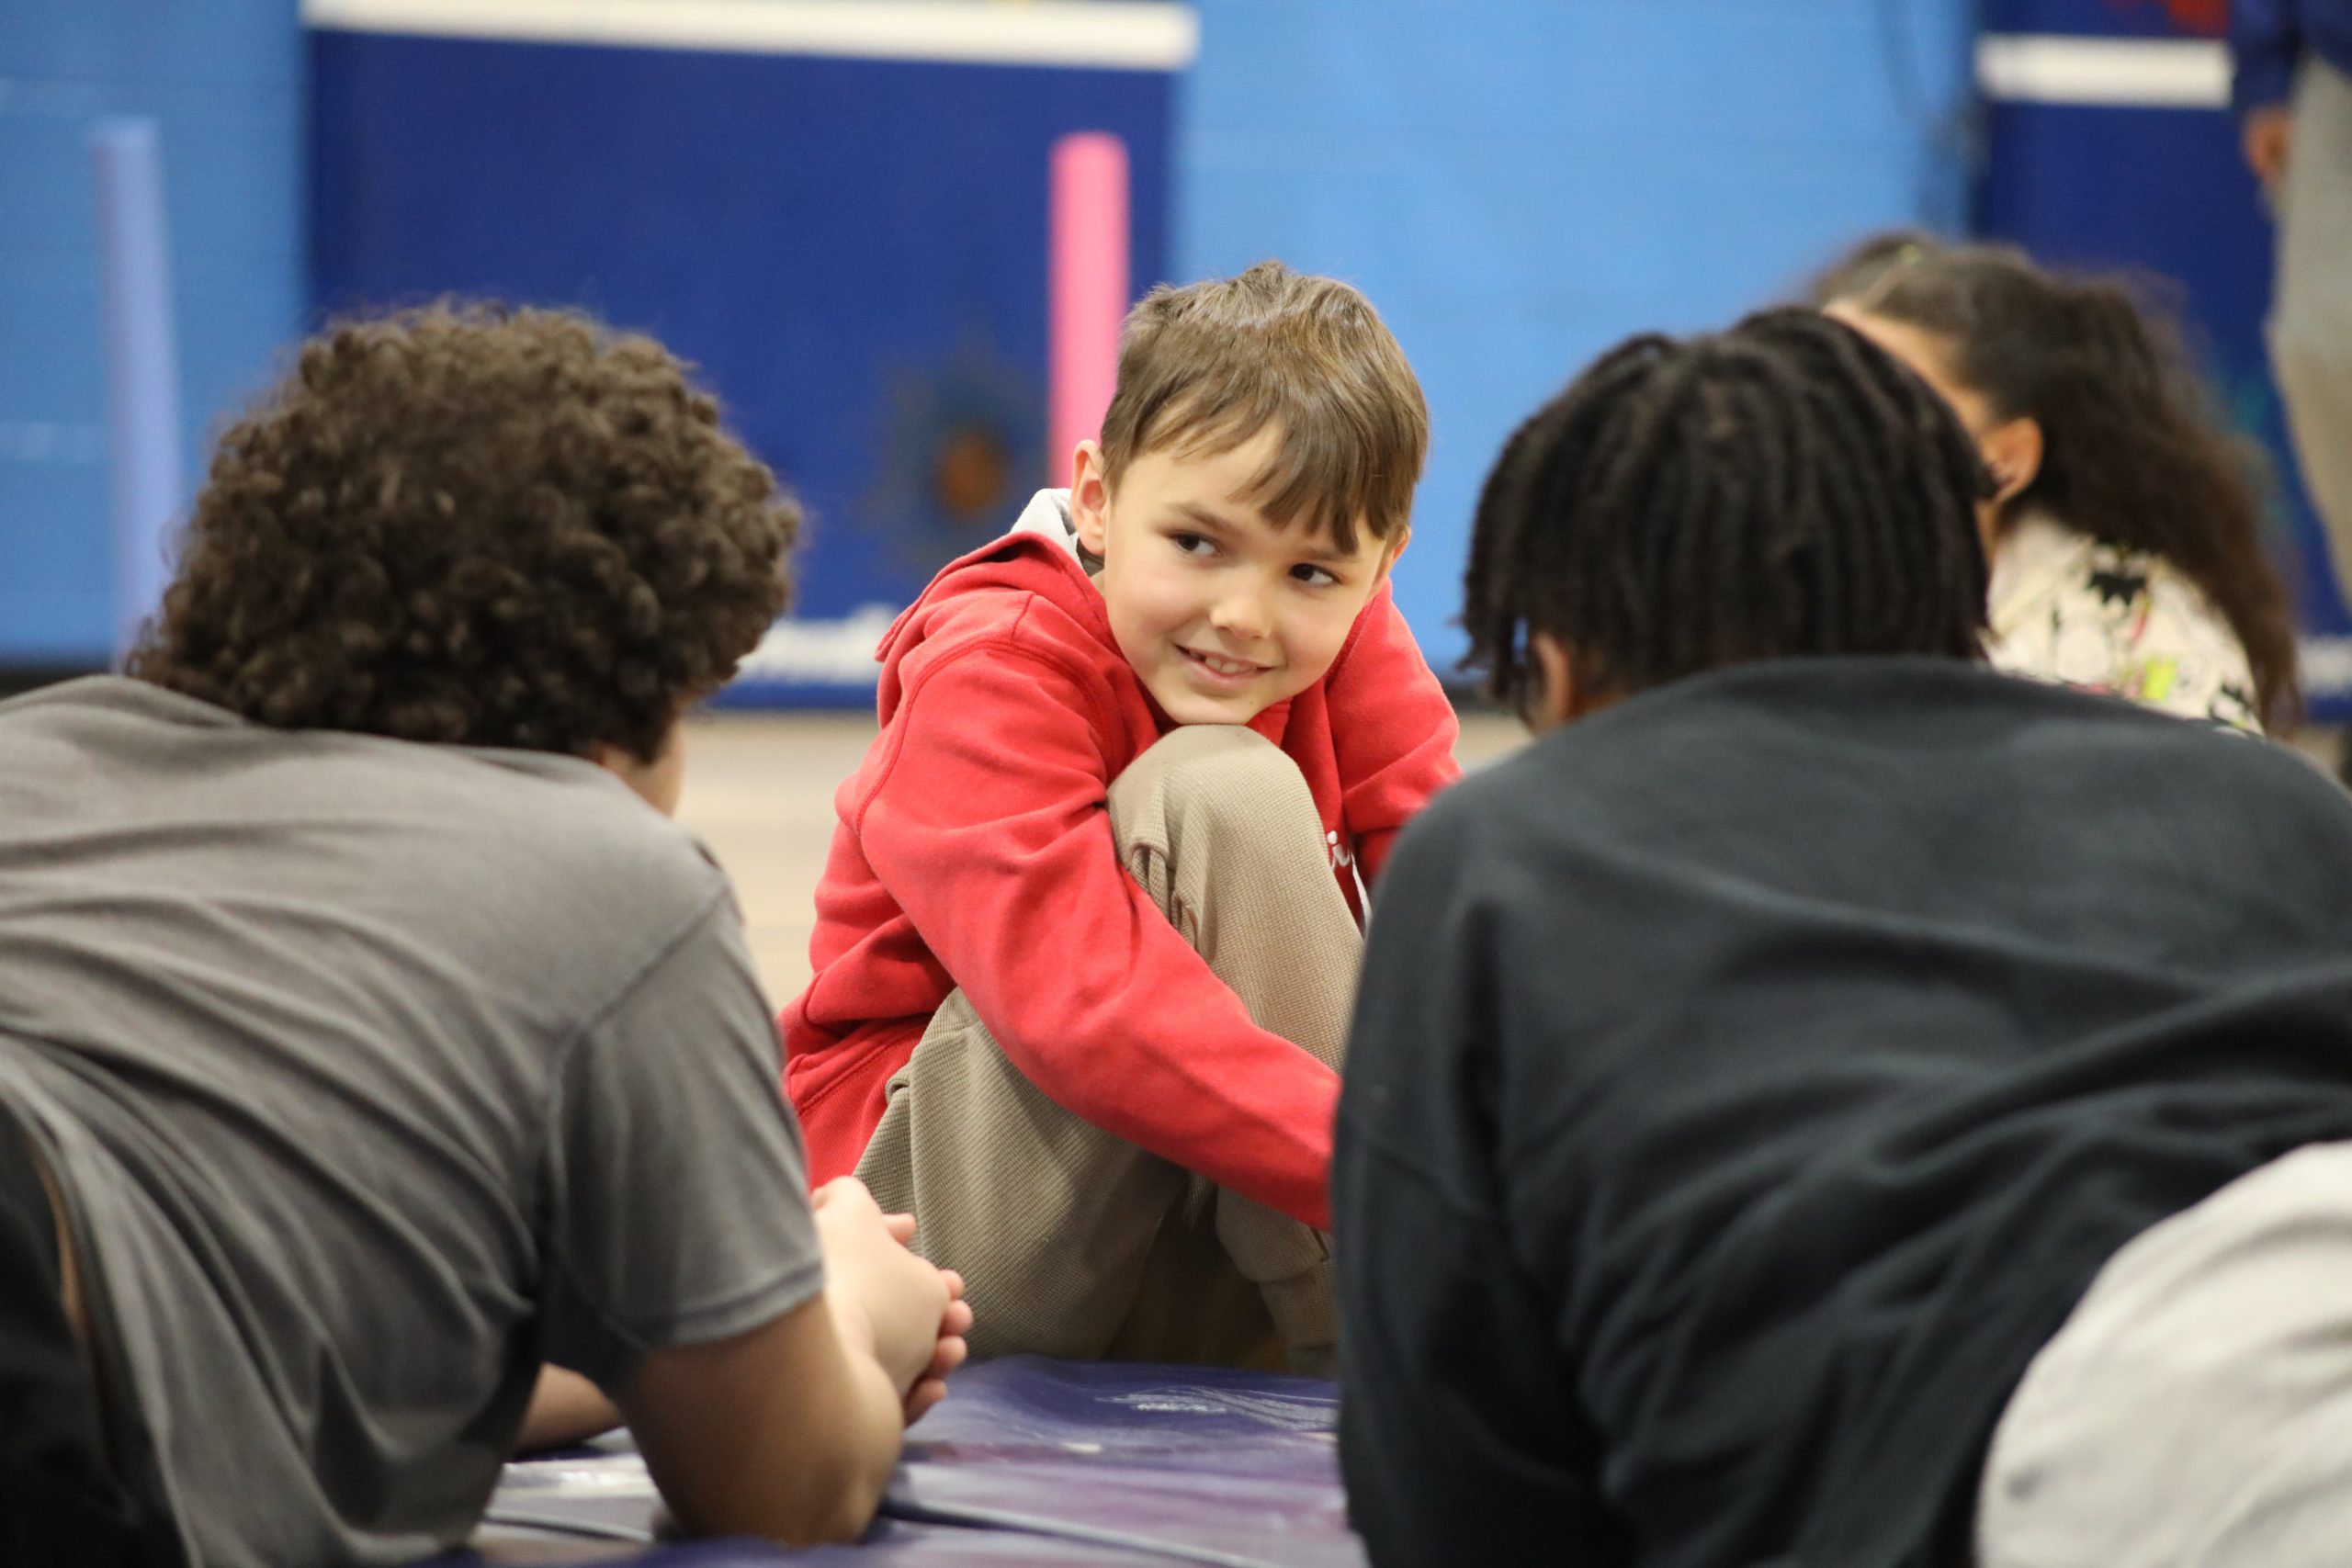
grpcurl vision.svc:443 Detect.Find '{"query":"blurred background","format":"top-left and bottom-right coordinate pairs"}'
top-left (1, 0), bottom-right (2335, 708)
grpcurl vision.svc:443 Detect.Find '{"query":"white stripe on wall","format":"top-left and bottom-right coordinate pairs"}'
top-left (1976, 33), bottom-right (2230, 109)
top-left (2301, 637), bottom-right (2352, 700)
top-left (300, 0), bottom-right (1199, 72)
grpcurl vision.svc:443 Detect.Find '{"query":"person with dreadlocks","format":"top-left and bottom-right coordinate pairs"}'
top-left (1815, 232), bottom-right (2299, 736)
top-left (1332, 308), bottom-right (2352, 1568)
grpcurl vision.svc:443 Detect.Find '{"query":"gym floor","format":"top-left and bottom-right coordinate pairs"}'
top-left (674, 709), bottom-right (1533, 1006)
top-left (676, 707), bottom-right (2346, 1007)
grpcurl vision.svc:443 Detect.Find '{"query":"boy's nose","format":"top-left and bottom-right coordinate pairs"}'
top-left (1210, 582), bottom-right (1274, 641)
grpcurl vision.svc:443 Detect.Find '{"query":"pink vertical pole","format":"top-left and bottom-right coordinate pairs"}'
top-left (1049, 132), bottom-right (1130, 487)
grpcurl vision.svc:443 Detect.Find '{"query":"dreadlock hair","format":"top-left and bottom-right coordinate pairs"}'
top-left (1818, 234), bottom-right (2301, 731)
top-left (1463, 307), bottom-right (1990, 716)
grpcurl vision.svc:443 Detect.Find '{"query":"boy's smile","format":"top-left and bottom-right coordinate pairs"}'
top-left (1069, 427), bottom-right (1402, 726)
top-left (1177, 646), bottom-right (1271, 683)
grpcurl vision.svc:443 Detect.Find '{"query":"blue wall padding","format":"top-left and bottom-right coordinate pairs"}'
top-left (0, 0), bottom-right (301, 667)
top-left (311, 28), bottom-right (1170, 706)
top-left (1177, 0), bottom-right (1978, 669)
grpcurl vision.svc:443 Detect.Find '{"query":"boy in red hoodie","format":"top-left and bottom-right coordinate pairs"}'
top-left (782, 262), bottom-right (1459, 1371)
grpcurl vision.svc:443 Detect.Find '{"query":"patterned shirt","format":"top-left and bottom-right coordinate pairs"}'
top-left (1985, 512), bottom-right (2262, 733)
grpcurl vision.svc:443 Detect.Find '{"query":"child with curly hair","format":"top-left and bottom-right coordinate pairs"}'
top-left (1816, 233), bottom-right (2301, 734)
top-left (0, 304), bottom-right (967, 1566)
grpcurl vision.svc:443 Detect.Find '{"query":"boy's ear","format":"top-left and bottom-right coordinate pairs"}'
top-left (1528, 632), bottom-right (1577, 734)
top-left (1982, 416), bottom-right (2043, 505)
top-left (1069, 441), bottom-right (1112, 556)
top-left (1375, 526), bottom-right (1410, 584)
top-left (1528, 631), bottom-right (1616, 733)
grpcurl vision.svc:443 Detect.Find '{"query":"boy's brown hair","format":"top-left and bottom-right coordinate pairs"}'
top-left (1097, 260), bottom-right (1427, 554)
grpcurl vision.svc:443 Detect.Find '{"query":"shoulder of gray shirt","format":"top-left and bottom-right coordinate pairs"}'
top-left (6, 677), bottom-right (743, 1026)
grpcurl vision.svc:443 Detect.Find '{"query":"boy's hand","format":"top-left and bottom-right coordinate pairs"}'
top-left (812, 1178), bottom-right (972, 1422)
top-left (2245, 105), bottom-right (2292, 191)
top-left (899, 1262), bottom-right (972, 1426)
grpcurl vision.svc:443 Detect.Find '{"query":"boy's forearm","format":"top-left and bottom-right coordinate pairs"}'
top-left (627, 1292), bottom-right (908, 1549)
top-left (1124, 1083), bottom-right (1337, 1226)
top-left (1202, 1086), bottom-right (1339, 1228)
top-left (805, 1318), bottom-right (910, 1542)
top-left (1023, 1015), bottom-right (1340, 1227)
top-left (668, 1361), bottom-right (899, 1546)
top-left (921, 858), bottom-right (1343, 1224)
top-left (935, 998), bottom-right (1344, 1230)
top-left (865, 652), bottom-right (1354, 1227)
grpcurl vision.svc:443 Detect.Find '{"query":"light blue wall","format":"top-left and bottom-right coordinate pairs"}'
top-left (0, 0), bottom-right (302, 665)
top-left (1177, 0), bottom-right (1977, 667)
top-left (0, 0), bottom-right (1971, 673)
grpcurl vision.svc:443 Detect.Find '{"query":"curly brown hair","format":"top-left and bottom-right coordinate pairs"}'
top-left (130, 303), bottom-right (796, 761)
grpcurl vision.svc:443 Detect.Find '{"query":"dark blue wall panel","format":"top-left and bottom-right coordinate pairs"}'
top-left (311, 30), bottom-right (1170, 701)
top-left (1983, 0), bottom-right (2223, 38)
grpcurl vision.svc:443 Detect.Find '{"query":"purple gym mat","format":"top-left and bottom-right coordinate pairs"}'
top-left (458, 1357), bottom-right (1365, 1566)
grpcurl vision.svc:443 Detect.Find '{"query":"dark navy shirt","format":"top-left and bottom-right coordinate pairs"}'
top-left (2233, 0), bottom-right (2352, 111)
top-left (1337, 660), bottom-right (2352, 1568)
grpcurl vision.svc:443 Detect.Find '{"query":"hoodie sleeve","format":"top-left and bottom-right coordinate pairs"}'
top-left (2231, 0), bottom-right (2303, 115)
top-left (1324, 584), bottom-right (1463, 886)
top-left (855, 639), bottom-right (1340, 1228)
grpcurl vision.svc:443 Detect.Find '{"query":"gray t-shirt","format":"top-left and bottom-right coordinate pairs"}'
top-left (0, 678), bottom-right (823, 1566)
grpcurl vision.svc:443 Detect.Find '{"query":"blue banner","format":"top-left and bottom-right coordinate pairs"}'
top-left (311, 19), bottom-right (1174, 706)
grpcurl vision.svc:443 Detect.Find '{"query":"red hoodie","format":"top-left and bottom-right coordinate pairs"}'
top-left (781, 494), bottom-right (1460, 1229)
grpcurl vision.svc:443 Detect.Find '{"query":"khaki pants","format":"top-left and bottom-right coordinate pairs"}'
top-left (855, 726), bottom-right (1361, 1373)
top-left (2270, 57), bottom-right (2352, 610)
top-left (1977, 1140), bottom-right (2352, 1567)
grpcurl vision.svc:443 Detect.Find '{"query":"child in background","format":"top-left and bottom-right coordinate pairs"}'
top-left (1817, 233), bottom-right (2300, 734)
top-left (784, 261), bottom-right (1459, 1373)
top-left (1337, 309), bottom-right (2352, 1567)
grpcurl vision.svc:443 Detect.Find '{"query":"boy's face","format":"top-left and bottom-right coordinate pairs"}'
top-left (1071, 428), bottom-right (1403, 726)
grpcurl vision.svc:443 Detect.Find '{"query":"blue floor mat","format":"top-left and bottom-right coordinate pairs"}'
top-left (458, 1357), bottom-right (1363, 1567)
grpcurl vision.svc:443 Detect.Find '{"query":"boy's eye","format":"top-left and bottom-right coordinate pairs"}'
top-left (1170, 532), bottom-right (1216, 557)
top-left (1291, 563), bottom-right (1341, 588)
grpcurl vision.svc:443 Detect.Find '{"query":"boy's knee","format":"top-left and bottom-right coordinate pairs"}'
top-left (1117, 727), bottom-right (1318, 842)
top-left (1130, 725), bottom-right (1306, 803)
